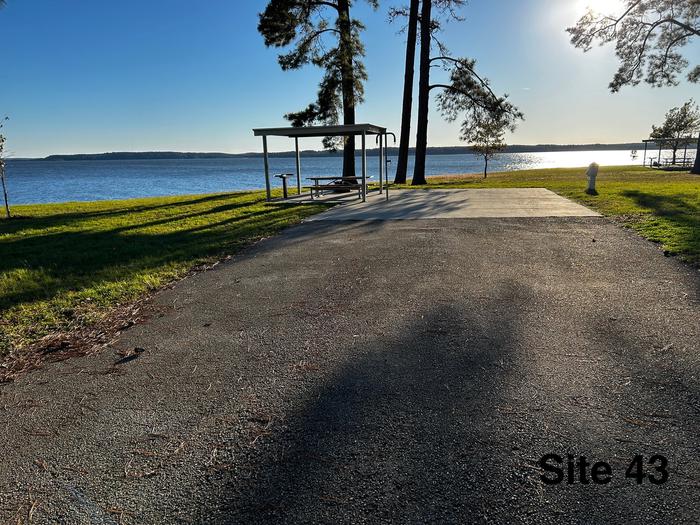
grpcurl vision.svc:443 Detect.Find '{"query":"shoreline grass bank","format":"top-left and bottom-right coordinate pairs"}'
top-left (1, 165), bottom-right (697, 363)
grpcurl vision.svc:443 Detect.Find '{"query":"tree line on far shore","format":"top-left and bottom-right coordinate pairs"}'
top-left (259, 0), bottom-right (700, 178)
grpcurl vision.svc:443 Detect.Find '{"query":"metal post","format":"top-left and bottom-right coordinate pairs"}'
top-left (282, 176), bottom-right (289, 199)
top-left (361, 132), bottom-right (367, 203)
top-left (378, 134), bottom-right (384, 195)
top-left (643, 142), bottom-right (647, 167)
top-left (385, 134), bottom-right (390, 202)
top-left (263, 136), bottom-right (271, 202)
top-left (658, 143), bottom-right (662, 167)
top-left (295, 137), bottom-right (302, 195)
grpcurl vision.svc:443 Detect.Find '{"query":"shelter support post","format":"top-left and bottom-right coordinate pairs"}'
top-left (643, 142), bottom-right (647, 167)
top-left (379, 134), bottom-right (384, 194)
top-left (361, 132), bottom-right (367, 203)
top-left (385, 134), bottom-right (390, 202)
top-left (658, 143), bottom-right (662, 166)
top-left (295, 137), bottom-right (302, 195)
top-left (263, 136), bottom-right (271, 202)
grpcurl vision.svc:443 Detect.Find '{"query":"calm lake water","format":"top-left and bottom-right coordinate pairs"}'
top-left (4, 149), bottom-right (691, 205)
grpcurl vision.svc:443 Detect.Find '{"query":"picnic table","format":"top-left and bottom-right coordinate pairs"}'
top-left (306, 175), bottom-right (372, 200)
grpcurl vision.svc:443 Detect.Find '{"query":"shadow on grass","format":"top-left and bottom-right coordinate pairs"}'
top-left (0, 193), bottom-right (246, 236)
top-left (0, 196), bottom-right (325, 311)
top-left (621, 190), bottom-right (699, 260)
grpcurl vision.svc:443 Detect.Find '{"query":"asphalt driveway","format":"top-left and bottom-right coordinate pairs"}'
top-left (1, 216), bottom-right (698, 524)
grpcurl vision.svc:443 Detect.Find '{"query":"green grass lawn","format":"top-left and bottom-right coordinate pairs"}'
top-left (0, 165), bottom-right (697, 359)
top-left (0, 190), bottom-right (327, 357)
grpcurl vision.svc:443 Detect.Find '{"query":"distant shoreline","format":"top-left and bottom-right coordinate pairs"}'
top-left (11, 143), bottom-right (688, 162)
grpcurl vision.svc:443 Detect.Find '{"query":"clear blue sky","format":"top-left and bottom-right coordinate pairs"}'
top-left (0, 0), bottom-right (697, 157)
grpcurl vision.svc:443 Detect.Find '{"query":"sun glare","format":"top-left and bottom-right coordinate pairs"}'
top-left (577, 0), bottom-right (624, 15)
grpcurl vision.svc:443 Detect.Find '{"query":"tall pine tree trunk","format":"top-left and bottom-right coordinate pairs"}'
top-left (692, 133), bottom-right (700, 174)
top-left (394, 0), bottom-right (419, 184)
top-left (412, 0), bottom-right (432, 186)
top-left (338, 0), bottom-right (357, 180)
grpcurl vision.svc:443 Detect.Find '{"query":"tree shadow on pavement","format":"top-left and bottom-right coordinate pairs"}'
top-left (192, 252), bottom-right (700, 524)
top-left (201, 286), bottom-right (535, 523)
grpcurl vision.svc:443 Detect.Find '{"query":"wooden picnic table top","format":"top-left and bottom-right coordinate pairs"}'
top-left (306, 176), bottom-right (369, 181)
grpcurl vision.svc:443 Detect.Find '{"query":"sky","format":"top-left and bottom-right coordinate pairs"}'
top-left (0, 0), bottom-right (697, 157)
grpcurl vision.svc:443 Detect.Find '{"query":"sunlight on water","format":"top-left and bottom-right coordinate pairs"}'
top-left (5, 148), bottom-right (694, 205)
top-left (500, 150), bottom-right (647, 170)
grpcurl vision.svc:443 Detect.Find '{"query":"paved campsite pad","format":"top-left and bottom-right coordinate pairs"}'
top-left (306, 188), bottom-right (601, 220)
top-left (1, 217), bottom-right (698, 524)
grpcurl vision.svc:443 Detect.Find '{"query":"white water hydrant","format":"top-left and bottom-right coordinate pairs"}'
top-left (586, 162), bottom-right (599, 195)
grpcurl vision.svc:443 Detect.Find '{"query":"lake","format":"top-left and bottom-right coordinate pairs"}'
top-left (3, 149), bottom-right (689, 205)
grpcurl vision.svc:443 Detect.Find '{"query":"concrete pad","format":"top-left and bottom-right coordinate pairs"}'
top-left (306, 188), bottom-right (601, 221)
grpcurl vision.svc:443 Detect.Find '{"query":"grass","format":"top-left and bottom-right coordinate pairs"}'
top-left (0, 190), bottom-right (327, 357)
top-left (413, 165), bottom-right (699, 266)
top-left (0, 164), bottom-right (697, 359)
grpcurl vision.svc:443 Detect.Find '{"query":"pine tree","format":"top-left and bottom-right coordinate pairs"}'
top-left (412, 0), bottom-right (434, 185)
top-left (391, 0), bottom-right (420, 184)
top-left (258, 0), bottom-right (378, 179)
top-left (411, 1), bottom-right (521, 185)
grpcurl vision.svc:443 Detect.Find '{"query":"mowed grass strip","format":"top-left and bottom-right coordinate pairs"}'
top-left (412, 165), bottom-right (699, 266)
top-left (0, 190), bottom-right (328, 357)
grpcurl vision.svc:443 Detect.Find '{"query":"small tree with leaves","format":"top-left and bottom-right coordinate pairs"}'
top-left (258, 0), bottom-right (378, 179)
top-left (0, 117), bottom-right (10, 219)
top-left (568, 0), bottom-right (700, 173)
top-left (0, 5), bottom-right (8, 217)
top-left (650, 99), bottom-right (700, 165)
top-left (0, 3), bottom-right (11, 218)
top-left (462, 112), bottom-right (508, 178)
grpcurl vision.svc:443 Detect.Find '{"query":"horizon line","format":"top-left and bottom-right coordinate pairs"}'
top-left (10, 141), bottom-right (682, 160)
